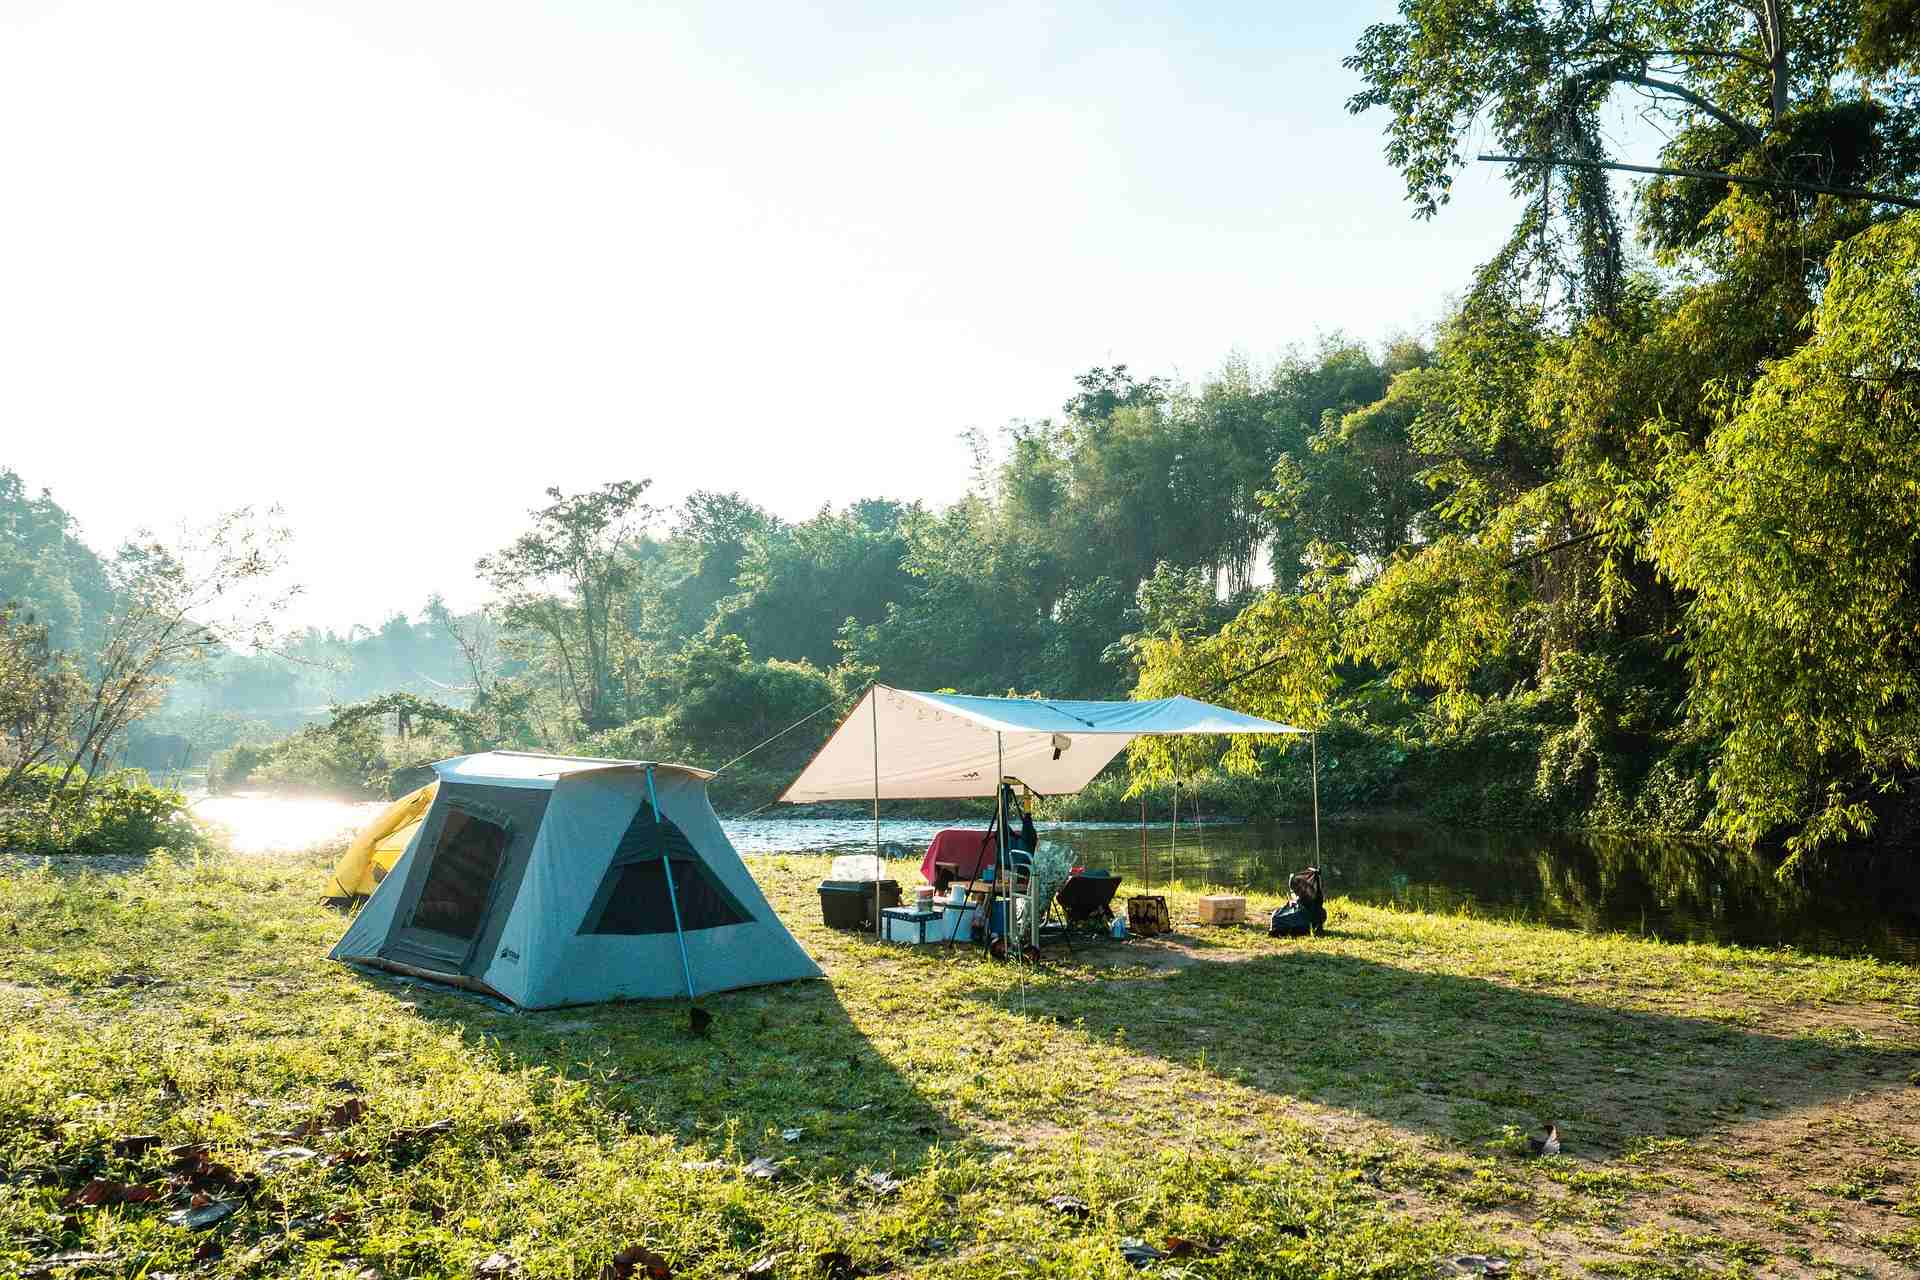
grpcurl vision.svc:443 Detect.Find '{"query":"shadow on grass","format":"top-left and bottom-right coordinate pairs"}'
top-left (353, 967), bottom-right (948, 1178)
top-left (954, 946), bottom-right (1917, 1154)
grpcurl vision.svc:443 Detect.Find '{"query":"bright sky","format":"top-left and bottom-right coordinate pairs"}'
top-left (2, 1), bottom-right (1528, 630)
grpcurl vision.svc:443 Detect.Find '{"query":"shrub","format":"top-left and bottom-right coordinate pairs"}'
top-left (0, 768), bottom-right (207, 858)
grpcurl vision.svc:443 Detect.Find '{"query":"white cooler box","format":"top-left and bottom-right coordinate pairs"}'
top-left (881, 906), bottom-right (942, 944)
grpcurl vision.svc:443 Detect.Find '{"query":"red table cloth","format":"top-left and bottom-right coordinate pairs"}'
top-left (920, 827), bottom-right (997, 885)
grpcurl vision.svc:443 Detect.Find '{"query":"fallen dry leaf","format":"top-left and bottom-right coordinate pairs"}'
top-left (391, 1119), bottom-right (455, 1147)
top-left (110, 1134), bottom-right (163, 1158)
top-left (62, 1179), bottom-right (163, 1209)
top-left (1162, 1236), bottom-right (1218, 1259)
top-left (23, 1251), bottom-right (119, 1279)
top-left (817, 1251), bottom-right (866, 1280)
top-left (601, 1245), bottom-right (672, 1280)
top-left (168, 1146), bottom-right (254, 1197)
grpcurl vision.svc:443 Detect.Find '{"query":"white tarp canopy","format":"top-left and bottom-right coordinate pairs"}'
top-left (779, 685), bottom-right (1303, 803)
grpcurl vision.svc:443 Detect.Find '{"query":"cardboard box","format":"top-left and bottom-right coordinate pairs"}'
top-left (1196, 894), bottom-right (1246, 925)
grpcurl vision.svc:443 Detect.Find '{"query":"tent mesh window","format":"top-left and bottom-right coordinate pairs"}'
top-left (581, 804), bottom-right (751, 935)
top-left (409, 807), bottom-right (512, 940)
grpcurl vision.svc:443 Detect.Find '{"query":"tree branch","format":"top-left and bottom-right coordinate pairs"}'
top-left (1611, 70), bottom-right (1761, 142)
top-left (1480, 153), bottom-right (1920, 211)
top-left (1637, 46), bottom-right (1769, 68)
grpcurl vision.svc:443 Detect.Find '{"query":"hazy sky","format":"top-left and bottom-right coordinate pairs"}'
top-left (2, 1), bottom-right (1529, 629)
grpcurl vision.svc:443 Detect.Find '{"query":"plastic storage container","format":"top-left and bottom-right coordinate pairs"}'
top-left (818, 879), bottom-right (901, 929)
top-left (829, 853), bottom-right (887, 881)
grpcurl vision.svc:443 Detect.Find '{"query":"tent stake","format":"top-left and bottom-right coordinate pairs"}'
top-left (647, 766), bottom-right (697, 1003)
top-left (870, 685), bottom-right (882, 942)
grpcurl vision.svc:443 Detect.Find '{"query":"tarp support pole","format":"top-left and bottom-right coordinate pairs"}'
top-left (871, 686), bottom-right (882, 941)
top-left (1140, 796), bottom-right (1148, 890)
top-left (1310, 731), bottom-right (1321, 864)
top-left (1026, 784), bottom-right (1038, 952)
top-left (995, 732), bottom-right (1005, 954)
top-left (1171, 779), bottom-right (1179, 879)
top-left (647, 766), bottom-right (697, 1002)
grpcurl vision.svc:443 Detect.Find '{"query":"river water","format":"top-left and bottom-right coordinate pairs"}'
top-left (191, 796), bottom-right (1920, 964)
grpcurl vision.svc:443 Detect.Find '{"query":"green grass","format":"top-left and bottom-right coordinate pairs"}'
top-left (2, 851), bottom-right (1916, 1279)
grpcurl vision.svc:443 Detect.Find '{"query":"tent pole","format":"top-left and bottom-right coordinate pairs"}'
top-left (871, 686), bottom-right (882, 942)
top-left (647, 766), bottom-right (697, 1003)
top-left (1310, 731), bottom-right (1321, 865)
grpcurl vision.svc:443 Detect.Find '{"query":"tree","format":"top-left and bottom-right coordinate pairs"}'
top-left (668, 491), bottom-right (776, 636)
top-left (0, 468), bottom-right (116, 653)
top-left (717, 500), bottom-right (919, 669)
top-left (1346, 1), bottom-right (1920, 311)
top-left (54, 508), bottom-right (293, 800)
top-left (1128, 546), bottom-right (1349, 787)
top-left (1652, 211), bottom-right (1920, 861)
top-left (0, 605), bottom-right (82, 798)
top-left (476, 481), bottom-right (654, 732)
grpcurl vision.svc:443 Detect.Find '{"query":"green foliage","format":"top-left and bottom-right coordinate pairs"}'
top-left (0, 604), bottom-right (83, 796)
top-left (1653, 212), bottom-right (1920, 862)
top-left (477, 481), bottom-right (656, 732)
top-left (217, 718), bottom-right (390, 797)
top-left (0, 469), bottom-right (117, 653)
top-left (1348, 538), bottom-right (1523, 718)
top-left (1345, 0), bottom-right (1919, 313)
top-left (210, 695), bottom-right (477, 798)
top-left (0, 765), bottom-right (205, 857)
top-left (718, 499), bottom-right (919, 671)
top-left (587, 635), bottom-right (847, 772)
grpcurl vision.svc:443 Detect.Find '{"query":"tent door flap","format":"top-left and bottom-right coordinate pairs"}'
top-left (385, 803), bottom-right (515, 974)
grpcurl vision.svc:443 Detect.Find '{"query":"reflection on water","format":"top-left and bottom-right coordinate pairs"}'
top-left (191, 793), bottom-right (386, 856)
top-left (190, 796), bottom-right (1919, 963)
top-left (727, 815), bottom-right (1920, 964)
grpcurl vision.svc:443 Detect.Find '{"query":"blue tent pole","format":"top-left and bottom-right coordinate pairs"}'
top-left (647, 766), bottom-right (697, 1001)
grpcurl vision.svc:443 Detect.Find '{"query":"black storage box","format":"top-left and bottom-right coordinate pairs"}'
top-left (818, 879), bottom-right (902, 929)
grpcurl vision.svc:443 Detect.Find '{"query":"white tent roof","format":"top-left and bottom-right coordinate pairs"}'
top-left (435, 750), bottom-right (715, 790)
top-left (779, 685), bottom-right (1302, 803)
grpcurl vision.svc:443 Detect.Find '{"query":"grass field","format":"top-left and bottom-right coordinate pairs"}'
top-left (3, 847), bottom-right (1917, 1279)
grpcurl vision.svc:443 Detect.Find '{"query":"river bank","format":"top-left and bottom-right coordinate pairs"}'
top-left (2, 847), bottom-right (1916, 1278)
top-left (170, 792), bottom-right (1920, 962)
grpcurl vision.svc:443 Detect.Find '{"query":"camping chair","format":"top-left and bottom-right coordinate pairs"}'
top-left (1056, 871), bottom-right (1123, 927)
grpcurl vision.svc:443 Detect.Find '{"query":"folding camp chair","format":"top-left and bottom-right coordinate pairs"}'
top-left (1055, 871), bottom-right (1123, 927)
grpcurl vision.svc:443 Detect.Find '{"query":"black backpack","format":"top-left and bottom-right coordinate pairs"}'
top-left (1269, 866), bottom-right (1326, 937)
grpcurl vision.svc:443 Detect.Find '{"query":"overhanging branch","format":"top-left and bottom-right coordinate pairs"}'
top-left (1480, 154), bottom-right (1920, 211)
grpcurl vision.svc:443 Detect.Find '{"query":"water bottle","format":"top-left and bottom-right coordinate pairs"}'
top-left (1110, 914), bottom-right (1127, 940)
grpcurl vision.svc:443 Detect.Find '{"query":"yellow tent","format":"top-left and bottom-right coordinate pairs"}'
top-left (327, 782), bottom-right (436, 897)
